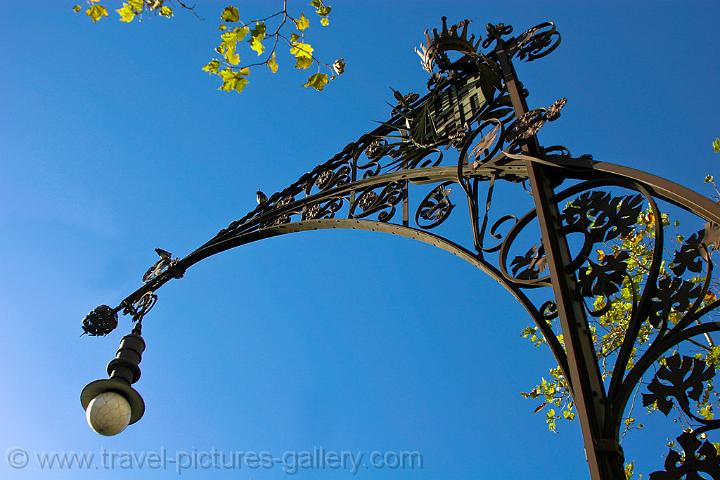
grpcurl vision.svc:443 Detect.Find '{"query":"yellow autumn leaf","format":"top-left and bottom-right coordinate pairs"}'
top-left (202, 59), bottom-right (220, 74)
top-left (267, 52), bottom-right (279, 73)
top-left (290, 41), bottom-right (313, 59)
top-left (159, 6), bottom-right (173, 17)
top-left (72, 5), bottom-right (82, 13)
top-left (86, 4), bottom-right (108, 22)
top-left (250, 36), bottom-right (264, 55)
top-left (320, 17), bottom-right (329, 26)
top-left (117, 4), bottom-right (136, 22)
top-left (218, 68), bottom-right (249, 93)
top-left (290, 41), bottom-right (314, 68)
top-left (226, 50), bottom-right (240, 65)
top-left (221, 26), bottom-right (249, 44)
top-left (220, 5), bottom-right (240, 22)
top-left (294, 56), bottom-right (313, 69)
top-left (234, 26), bottom-right (250, 41)
top-left (294, 13), bottom-right (310, 31)
top-left (304, 72), bottom-right (328, 91)
top-left (249, 22), bottom-right (266, 56)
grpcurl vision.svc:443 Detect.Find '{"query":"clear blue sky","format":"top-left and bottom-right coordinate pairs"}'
top-left (1, 1), bottom-right (719, 479)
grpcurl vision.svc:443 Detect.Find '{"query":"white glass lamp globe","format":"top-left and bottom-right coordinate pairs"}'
top-left (85, 391), bottom-right (132, 436)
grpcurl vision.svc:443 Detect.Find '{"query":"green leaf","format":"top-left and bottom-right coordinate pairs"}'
top-left (220, 5), bottom-right (240, 22)
top-left (713, 138), bottom-right (720, 153)
top-left (202, 59), bottom-right (221, 74)
top-left (86, 4), bottom-right (108, 22)
top-left (267, 52), bottom-right (279, 73)
top-left (304, 73), bottom-right (328, 91)
top-left (294, 13), bottom-right (310, 31)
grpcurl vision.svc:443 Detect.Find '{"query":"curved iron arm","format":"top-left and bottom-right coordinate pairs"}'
top-left (81, 17), bottom-right (720, 480)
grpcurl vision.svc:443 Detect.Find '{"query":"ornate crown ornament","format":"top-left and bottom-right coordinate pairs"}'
top-left (415, 17), bottom-right (482, 74)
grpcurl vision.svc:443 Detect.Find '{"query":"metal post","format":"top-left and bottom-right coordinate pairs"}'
top-left (494, 40), bottom-right (624, 479)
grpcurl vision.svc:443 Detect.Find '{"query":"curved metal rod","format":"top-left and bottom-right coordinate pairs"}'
top-left (117, 217), bottom-right (571, 380)
top-left (550, 158), bottom-right (720, 225)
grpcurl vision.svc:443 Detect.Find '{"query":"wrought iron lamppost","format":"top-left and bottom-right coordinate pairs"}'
top-left (80, 18), bottom-right (720, 479)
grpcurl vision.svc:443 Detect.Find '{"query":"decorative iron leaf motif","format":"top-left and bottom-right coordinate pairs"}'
top-left (510, 245), bottom-right (547, 280)
top-left (464, 120), bottom-right (504, 169)
top-left (505, 109), bottom-right (545, 143)
top-left (578, 251), bottom-right (631, 310)
top-left (670, 231), bottom-right (705, 277)
top-left (416, 183), bottom-right (454, 229)
top-left (642, 354), bottom-right (714, 416)
top-left (650, 431), bottom-right (720, 480)
top-left (648, 276), bottom-right (703, 329)
top-left (504, 97), bottom-right (566, 144)
top-left (562, 191), bottom-right (644, 245)
top-left (545, 97), bottom-right (567, 121)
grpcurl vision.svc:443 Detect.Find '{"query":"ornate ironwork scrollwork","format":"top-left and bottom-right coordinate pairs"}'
top-left (512, 22), bottom-right (561, 62)
top-left (81, 16), bottom-right (720, 479)
top-left (122, 291), bottom-right (158, 323)
top-left (416, 182), bottom-right (455, 229)
top-left (349, 182), bottom-right (405, 222)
